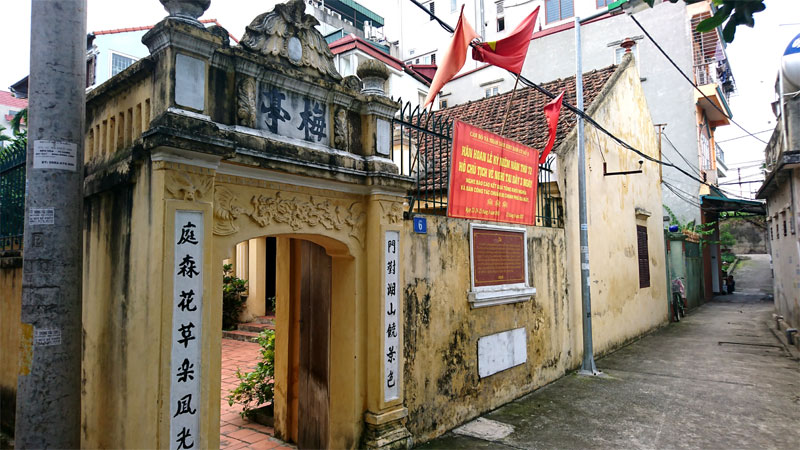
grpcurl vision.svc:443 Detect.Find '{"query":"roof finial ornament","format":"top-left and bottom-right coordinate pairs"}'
top-left (159, 0), bottom-right (211, 25)
top-left (241, 0), bottom-right (342, 81)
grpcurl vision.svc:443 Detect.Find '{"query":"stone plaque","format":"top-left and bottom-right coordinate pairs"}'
top-left (477, 327), bottom-right (526, 378)
top-left (258, 83), bottom-right (330, 146)
top-left (170, 210), bottom-right (204, 450)
top-left (471, 227), bottom-right (526, 287)
top-left (175, 53), bottom-right (206, 111)
top-left (384, 231), bottom-right (400, 402)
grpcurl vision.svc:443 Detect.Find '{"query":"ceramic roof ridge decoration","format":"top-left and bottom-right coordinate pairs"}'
top-left (241, 0), bottom-right (342, 82)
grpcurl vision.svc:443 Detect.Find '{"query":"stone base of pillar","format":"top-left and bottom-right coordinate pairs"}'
top-left (363, 408), bottom-right (412, 450)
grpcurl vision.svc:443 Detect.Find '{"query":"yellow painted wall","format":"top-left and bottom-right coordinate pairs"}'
top-left (403, 55), bottom-right (668, 444)
top-left (559, 54), bottom-right (668, 356)
top-left (402, 218), bottom-right (569, 442)
top-left (0, 261), bottom-right (22, 434)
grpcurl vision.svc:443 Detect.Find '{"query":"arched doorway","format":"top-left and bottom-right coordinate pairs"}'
top-left (217, 232), bottom-right (356, 449)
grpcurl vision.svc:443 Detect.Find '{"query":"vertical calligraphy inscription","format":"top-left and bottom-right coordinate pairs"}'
top-left (384, 231), bottom-right (400, 402)
top-left (170, 211), bottom-right (204, 450)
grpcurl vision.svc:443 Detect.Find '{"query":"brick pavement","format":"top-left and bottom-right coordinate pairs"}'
top-left (220, 338), bottom-right (296, 450)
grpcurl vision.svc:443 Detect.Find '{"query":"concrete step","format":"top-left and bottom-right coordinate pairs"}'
top-left (238, 322), bottom-right (275, 333)
top-left (253, 315), bottom-right (276, 325)
top-left (222, 329), bottom-right (259, 343)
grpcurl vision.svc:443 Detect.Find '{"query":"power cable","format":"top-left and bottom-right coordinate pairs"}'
top-left (715, 129), bottom-right (773, 143)
top-left (662, 132), bottom-right (702, 177)
top-left (628, 14), bottom-right (769, 145)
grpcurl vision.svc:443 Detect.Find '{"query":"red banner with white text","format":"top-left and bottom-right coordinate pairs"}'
top-left (447, 121), bottom-right (539, 225)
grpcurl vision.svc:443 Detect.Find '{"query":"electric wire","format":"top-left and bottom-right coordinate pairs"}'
top-left (628, 14), bottom-right (769, 145)
top-left (406, 0), bottom-right (739, 193)
top-left (661, 132), bottom-right (702, 177)
top-left (715, 129), bottom-right (773, 143)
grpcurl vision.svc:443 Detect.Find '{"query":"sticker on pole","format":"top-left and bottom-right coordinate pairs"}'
top-left (33, 140), bottom-right (78, 171)
top-left (29, 208), bottom-right (54, 225)
top-left (34, 327), bottom-right (61, 347)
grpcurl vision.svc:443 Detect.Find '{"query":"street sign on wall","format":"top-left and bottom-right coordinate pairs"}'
top-left (447, 121), bottom-right (539, 225)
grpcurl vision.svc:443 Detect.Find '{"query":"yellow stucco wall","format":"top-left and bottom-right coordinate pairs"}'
top-left (403, 55), bottom-right (668, 445)
top-left (560, 54), bottom-right (668, 356)
top-left (0, 261), bottom-right (22, 434)
top-left (402, 218), bottom-right (569, 442)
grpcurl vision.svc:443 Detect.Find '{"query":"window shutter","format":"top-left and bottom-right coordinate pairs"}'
top-left (637, 225), bottom-right (650, 288)
top-left (545, 0), bottom-right (558, 23)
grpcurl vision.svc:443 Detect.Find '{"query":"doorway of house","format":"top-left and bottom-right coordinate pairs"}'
top-left (220, 237), bottom-right (331, 450)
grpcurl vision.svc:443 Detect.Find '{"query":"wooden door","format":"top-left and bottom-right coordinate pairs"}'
top-left (298, 241), bottom-right (331, 449)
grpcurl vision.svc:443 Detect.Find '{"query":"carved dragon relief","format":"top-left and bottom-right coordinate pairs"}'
top-left (212, 186), bottom-right (365, 245)
top-left (240, 0), bottom-right (342, 81)
top-left (236, 77), bottom-right (257, 128)
top-left (165, 171), bottom-right (214, 202)
top-left (213, 186), bottom-right (245, 235)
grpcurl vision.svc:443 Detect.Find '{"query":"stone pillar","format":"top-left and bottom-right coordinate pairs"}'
top-left (363, 194), bottom-right (411, 450)
top-left (246, 237), bottom-right (268, 319)
top-left (358, 60), bottom-right (396, 160)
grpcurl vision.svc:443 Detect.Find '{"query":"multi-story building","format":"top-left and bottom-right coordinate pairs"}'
top-left (758, 73), bottom-right (800, 338)
top-left (0, 91), bottom-right (27, 144)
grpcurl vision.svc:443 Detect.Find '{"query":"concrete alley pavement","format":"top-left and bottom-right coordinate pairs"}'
top-left (419, 254), bottom-right (800, 449)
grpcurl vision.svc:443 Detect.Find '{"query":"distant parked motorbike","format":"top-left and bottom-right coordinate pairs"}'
top-left (671, 277), bottom-right (686, 322)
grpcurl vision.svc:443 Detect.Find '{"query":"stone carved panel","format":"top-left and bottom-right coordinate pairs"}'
top-left (165, 171), bottom-right (214, 202)
top-left (379, 201), bottom-right (403, 225)
top-left (333, 107), bottom-right (349, 151)
top-left (212, 186), bottom-right (365, 245)
top-left (213, 186), bottom-right (245, 235)
top-left (236, 77), bottom-right (257, 128)
top-left (240, 0), bottom-right (341, 81)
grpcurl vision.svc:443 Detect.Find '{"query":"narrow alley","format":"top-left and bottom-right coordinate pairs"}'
top-left (420, 254), bottom-right (800, 449)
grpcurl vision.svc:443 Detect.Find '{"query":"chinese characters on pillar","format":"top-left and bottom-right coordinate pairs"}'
top-left (170, 211), bottom-right (204, 450)
top-left (384, 231), bottom-right (400, 402)
top-left (258, 84), bottom-right (329, 145)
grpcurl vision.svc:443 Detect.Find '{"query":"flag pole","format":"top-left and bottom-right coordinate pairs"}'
top-left (500, 73), bottom-right (521, 136)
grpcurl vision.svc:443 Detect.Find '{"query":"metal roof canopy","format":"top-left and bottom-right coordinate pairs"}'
top-left (700, 194), bottom-right (766, 215)
top-left (324, 0), bottom-right (384, 28)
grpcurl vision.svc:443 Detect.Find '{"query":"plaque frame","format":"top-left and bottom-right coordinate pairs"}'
top-left (468, 223), bottom-right (536, 308)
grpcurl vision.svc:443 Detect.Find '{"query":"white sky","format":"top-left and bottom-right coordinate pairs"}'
top-left (1, 0), bottom-right (798, 200)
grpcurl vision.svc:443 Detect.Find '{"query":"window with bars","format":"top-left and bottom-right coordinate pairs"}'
top-left (429, 1), bottom-right (435, 20)
top-left (111, 52), bottom-right (135, 77)
top-left (545, 0), bottom-right (573, 23)
top-left (637, 225), bottom-right (650, 288)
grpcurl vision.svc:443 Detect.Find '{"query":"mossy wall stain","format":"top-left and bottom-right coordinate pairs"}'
top-left (402, 216), bottom-right (570, 443)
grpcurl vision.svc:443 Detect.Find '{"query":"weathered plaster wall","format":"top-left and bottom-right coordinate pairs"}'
top-left (81, 158), bottom-right (166, 449)
top-left (766, 168), bottom-right (800, 331)
top-left (402, 217), bottom-right (570, 443)
top-left (560, 55), bottom-right (669, 355)
top-left (0, 257), bottom-right (22, 435)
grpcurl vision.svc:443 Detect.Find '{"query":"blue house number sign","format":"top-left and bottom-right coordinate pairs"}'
top-left (413, 217), bottom-right (427, 234)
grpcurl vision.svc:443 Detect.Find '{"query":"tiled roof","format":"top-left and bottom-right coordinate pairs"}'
top-left (92, 19), bottom-right (240, 43)
top-left (328, 34), bottom-right (431, 86)
top-left (441, 64), bottom-right (618, 152)
top-left (0, 90), bottom-right (28, 109)
top-left (412, 65), bottom-right (618, 191)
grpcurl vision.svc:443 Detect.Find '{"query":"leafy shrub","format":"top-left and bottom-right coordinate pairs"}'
top-left (222, 264), bottom-right (247, 330)
top-left (227, 329), bottom-right (275, 417)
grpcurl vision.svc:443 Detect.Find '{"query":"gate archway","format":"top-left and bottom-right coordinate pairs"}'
top-left (79, 1), bottom-right (413, 449)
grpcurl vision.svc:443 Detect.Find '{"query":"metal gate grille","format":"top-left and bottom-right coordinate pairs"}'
top-left (0, 142), bottom-right (26, 250)
top-left (391, 100), bottom-right (563, 227)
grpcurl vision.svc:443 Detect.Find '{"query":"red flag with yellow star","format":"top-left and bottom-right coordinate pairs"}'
top-left (472, 7), bottom-right (539, 75)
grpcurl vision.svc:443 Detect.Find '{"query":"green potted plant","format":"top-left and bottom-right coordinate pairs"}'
top-left (227, 329), bottom-right (276, 425)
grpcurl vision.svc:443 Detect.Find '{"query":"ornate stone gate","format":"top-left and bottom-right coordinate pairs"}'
top-left (80, 1), bottom-right (411, 448)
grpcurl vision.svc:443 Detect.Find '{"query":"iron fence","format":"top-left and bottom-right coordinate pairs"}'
top-left (391, 100), bottom-right (563, 228)
top-left (0, 142), bottom-right (26, 251)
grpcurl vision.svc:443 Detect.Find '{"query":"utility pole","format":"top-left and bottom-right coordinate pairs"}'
top-left (574, 16), bottom-right (600, 376)
top-left (15, 0), bottom-right (87, 448)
